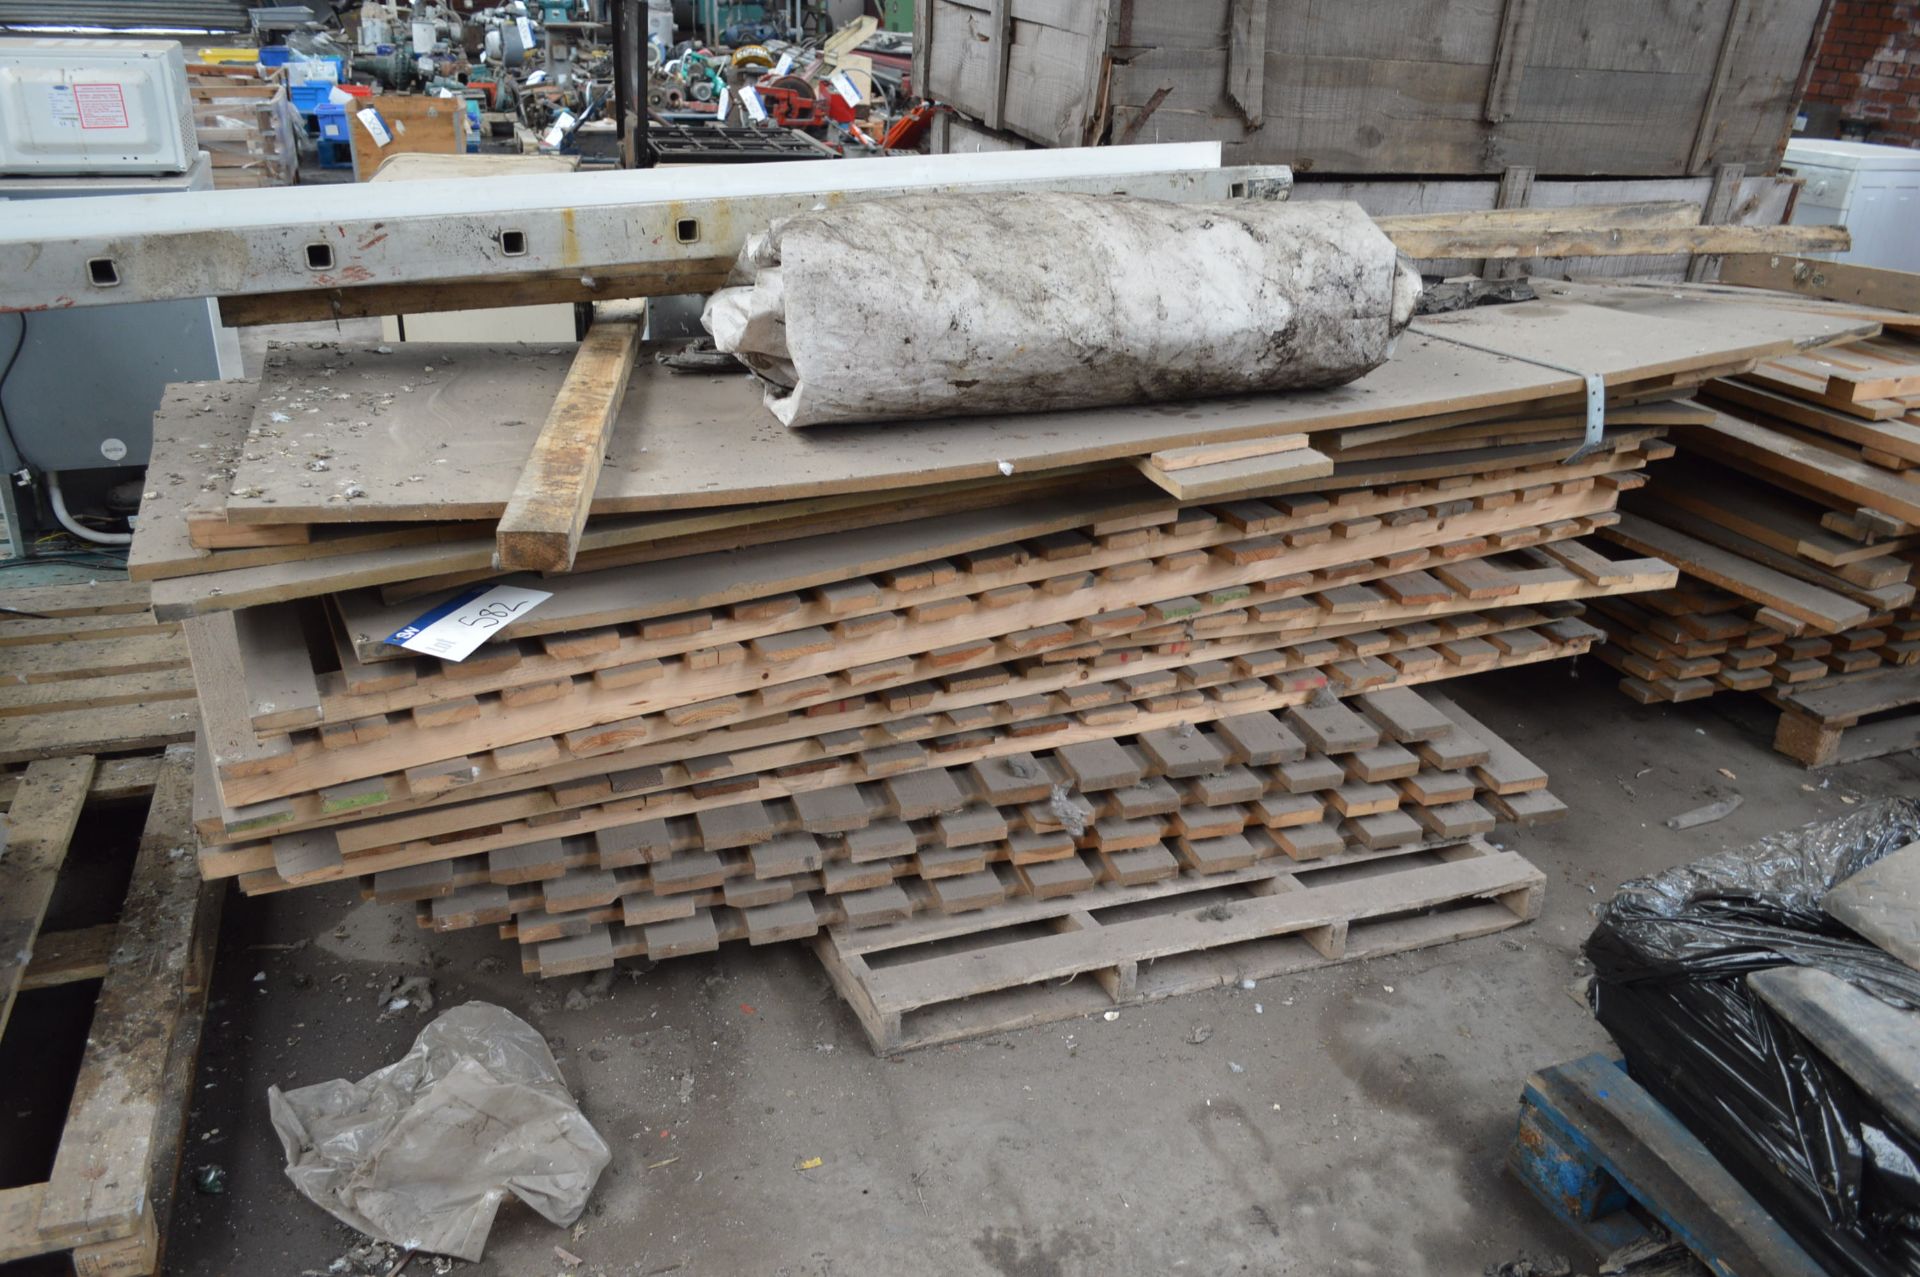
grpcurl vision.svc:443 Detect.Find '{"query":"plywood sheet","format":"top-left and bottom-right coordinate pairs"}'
top-left (219, 299), bottom-right (1838, 526)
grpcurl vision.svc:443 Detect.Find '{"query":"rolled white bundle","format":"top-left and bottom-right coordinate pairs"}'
top-left (703, 192), bottom-right (1421, 428)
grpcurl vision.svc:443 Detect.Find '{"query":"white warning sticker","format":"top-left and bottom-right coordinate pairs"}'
top-left (73, 82), bottom-right (130, 130)
top-left (46, 84), bottom-right (79, 125)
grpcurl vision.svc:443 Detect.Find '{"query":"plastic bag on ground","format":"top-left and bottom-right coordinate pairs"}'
top-left (268, 1001), bottom-right (610, 1262)
top-left (1585, 798), bottom-right (1920, 1277)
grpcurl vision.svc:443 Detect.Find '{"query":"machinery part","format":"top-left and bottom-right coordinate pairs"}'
top-left (706, 193), bottom-right (1419, 427)
top-left (0, 145), bottom-right (1293, 313)
top-left (753, 72), bottom-right (821, 128)
top-left (47, 470), bottom-right (131, 544)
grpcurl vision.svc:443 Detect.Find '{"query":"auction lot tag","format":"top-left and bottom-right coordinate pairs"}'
top-left (385, 583), bottom-right (552, 661)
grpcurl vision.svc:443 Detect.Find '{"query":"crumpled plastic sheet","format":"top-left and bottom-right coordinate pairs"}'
top-left (1586, 798), bottom-right (1920, 1277)
top-left (268, 1001), bottom-right (610, 1262)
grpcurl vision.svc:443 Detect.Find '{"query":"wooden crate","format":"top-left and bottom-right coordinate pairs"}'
top-left (915, 0), bottom-right (1829, 177)
top-left (814, 834), bottom-right (1542, 1055)
top-left (348, 95), bottom-right (469, 182)
top-left (0, 748), bottom-right (223, 1277)
top-left (190, 77), bottom-right (298, 189)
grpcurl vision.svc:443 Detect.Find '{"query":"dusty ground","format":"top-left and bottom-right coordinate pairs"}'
top-left (149, 659), bottom-right (1920, 1277)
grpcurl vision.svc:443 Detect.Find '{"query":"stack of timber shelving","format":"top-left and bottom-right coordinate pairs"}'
top-left (128, 283), bottom-right (1884, 1050)
top-left (1580, 286), bottom-right (1920, 767)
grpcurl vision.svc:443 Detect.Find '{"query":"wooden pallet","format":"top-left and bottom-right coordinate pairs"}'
top-left (0, 747), bottom-right (223, 1277)
top-left (0, 582), bottom-right (197, 765)
top-left (189, 75), bottom-right (297, 190)
top-left (813, 835), bottom-right (1541, 1055)
top-left (1769, 665), bottom-right (1920, 767)
top-left (1510, 1053), bottom-right (1825, 1276)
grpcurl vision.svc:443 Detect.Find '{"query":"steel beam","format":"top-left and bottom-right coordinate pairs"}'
top-left (0, 145), bottom-right (1293, 314)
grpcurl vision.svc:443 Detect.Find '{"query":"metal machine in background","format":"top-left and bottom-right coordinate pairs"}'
top-left (0, 36), bottom-right (241, 555)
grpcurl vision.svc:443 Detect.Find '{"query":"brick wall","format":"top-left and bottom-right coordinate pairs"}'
top-left (1805, 1), bottom-right (1920, 147)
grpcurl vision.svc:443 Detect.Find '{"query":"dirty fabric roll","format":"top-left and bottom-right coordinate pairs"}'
top-left (703, 192), bottom-right (1421, 428)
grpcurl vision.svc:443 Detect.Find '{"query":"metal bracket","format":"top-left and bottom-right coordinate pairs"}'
top-left (1408, 323), bottom-right (1605, 463)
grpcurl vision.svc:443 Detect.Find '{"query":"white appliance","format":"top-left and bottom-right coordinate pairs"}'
top-left (0, 38), bottom-right (196, 175)
top-left (1782, 138), bottom-right (1920, 273)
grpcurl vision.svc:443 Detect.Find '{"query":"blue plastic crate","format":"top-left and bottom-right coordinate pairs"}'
top-left (291, 82), bottom-right (334, 115)
top-left (316, 101), bottom-right (350, 141)
top-left (316, 137), bottom-right (353, 169)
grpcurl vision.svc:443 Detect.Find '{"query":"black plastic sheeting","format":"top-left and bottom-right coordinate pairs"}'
top-left (1586, 797), bottom-right (1920, 1277)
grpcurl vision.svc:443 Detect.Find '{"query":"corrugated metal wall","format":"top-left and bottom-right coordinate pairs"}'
top-left (0, 0), bottom-right (254, 31)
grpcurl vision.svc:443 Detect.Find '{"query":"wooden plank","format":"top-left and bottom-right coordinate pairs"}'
top-left (495, 321), bottom-right (643, 572)
top-left (1777, 663), bottom-right (1920, 725)
top-left (0, 756), bottom-right (161, 809)
top-left (1821, 841), bottom-right (1920, 973)
top-left (18, 923), bottom-right (116, 991)
top-left (983, 0), bottom-right (1012, 132)
top-left (1602, 511), bottom-right (1870, 632)
top-left (0, 701), bottom-right (196, 766)
top-left (216, 300), bottom-right (1859, 527)
top-left (1135, 447), bottom-right (1334, 500)
top-left (183, 611), bottom-right (295, 781)
top-left (1421, 692), bottom-right (1546, 794)
top-left (1719, 254), bottom-right (1920, 315)
top-left (0, 756), bottom-right (95, 1038)
top-left (1519, 1054), bottom-right (1828, 1277)
top-left (0, 633), bottom-right (188, 686)
top-left (1687, 3), bottom-right (1749, 175)
top-left (0, 582), bottom-right (152, 617)
top-left (1145, 432), bottom-right (1308, 471)
top-left (1225, 0), bottom-right (1269, 127)
top-left (1380, 221), bottom-right (1845, 262)
top-left (1625, 499), bottom-right (1915, 611)
top-left (37, 748), bottom-right (203, 1247)
top-left (1482, 0), bottom-right (1539, 124)
top-left (0, 666), bottom-right (196, 718)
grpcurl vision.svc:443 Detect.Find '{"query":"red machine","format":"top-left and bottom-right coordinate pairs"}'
top-left (753, 73), bottom-right (826, 128)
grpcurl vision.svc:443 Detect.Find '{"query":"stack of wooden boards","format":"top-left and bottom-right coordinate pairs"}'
top-left (1582, 307), bottom-right (1920, 767)
top-left (124, 283), bottom-right (1892, 1047)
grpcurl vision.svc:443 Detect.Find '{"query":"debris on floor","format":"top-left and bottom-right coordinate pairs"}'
top-left (268, 1002), bottom-right (611, 1262)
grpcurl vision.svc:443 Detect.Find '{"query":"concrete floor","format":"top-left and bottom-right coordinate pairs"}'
top-left (158, 659), bottom-right (1919, 1277)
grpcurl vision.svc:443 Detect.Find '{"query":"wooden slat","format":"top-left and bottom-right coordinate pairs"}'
top-left (1602, 512), bottom-right (1870, 633)
top-left (0, 756), bottom-right (95, 1038)
top-left (0, 755), bottom-right (161, 809)
top-left (494, 321), bottom-right (644, 572)
top-left (37, 748), bottom-right (201, 1246)
top-left (1718, 254), bottom-right (1920, 316)
top-left (1380, 220), bottom-right (1847, 262)
top-left (19, 923), bottom-right (116, 990)
top-left (1135, 447), bottom-right (1334, 500)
